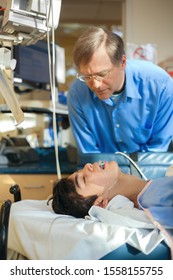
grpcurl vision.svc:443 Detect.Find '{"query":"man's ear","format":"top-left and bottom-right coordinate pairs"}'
top-left (121, 54), bottom-right (126, 69)
top-left (93, 196), bottom-right (109, 208)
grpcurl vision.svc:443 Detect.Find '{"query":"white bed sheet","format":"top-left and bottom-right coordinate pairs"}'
top-left (8, 196), bottom-right (165, 260)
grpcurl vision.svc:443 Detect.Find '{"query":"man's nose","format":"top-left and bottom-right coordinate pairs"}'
top-left (91, 78), bottom-right (102, 88)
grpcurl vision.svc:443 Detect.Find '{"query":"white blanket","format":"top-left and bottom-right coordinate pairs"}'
top-left (8, 196), bottom-right (166, 260)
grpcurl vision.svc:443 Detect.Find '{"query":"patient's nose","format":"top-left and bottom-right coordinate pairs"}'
top-left (84, 163), bottom-right (93, 172)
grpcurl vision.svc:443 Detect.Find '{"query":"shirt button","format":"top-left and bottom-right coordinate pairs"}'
top-left (116, 124), bottom-right (120, 127)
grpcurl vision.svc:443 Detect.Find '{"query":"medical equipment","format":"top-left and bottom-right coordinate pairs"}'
top-left (115, 151), bottom-right (148, 180)
top-left (98, 153), bottom-right (148, 180)
top-left (13, 40), bottom-right (52, 91)
top-left (0, 0), bottom-right (61, 46)
top-left (0, 0), bottom-right (62, 124)
top-left (0, 47), bottom-right (24, 125)
top-left (0, 199), bottom-right (11, 260)
top-left (98, 160), bottom-right (105, 169)
top-left (0, 0), bottom-right (62, 178)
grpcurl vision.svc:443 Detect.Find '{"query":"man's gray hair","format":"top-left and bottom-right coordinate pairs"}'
top-left (73, 26), bottom-right (125, 68)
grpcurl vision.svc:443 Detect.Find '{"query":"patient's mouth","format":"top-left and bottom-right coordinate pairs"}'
top-left (98, 160), bottom-right (105, 169)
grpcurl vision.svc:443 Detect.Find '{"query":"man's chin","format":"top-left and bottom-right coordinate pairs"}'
top-left (95, 91), bottom-right (112, 100)
top-left (98, 95), bottom-right (111, 101)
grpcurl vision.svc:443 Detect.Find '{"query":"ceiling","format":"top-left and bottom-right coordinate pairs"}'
top-left (59, 0), bottom-right (123, 25)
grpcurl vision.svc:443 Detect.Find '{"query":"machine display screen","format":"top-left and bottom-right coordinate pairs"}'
top-left (13, 40), bottom-right (52, 91)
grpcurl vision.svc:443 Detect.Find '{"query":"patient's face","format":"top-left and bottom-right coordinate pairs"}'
top-left (69, 161), bottom-right (121, 198)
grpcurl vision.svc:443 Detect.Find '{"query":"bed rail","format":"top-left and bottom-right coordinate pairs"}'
top-left (0, 199), bottom-right (11, 260)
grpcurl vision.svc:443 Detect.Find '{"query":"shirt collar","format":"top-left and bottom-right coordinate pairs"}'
top-left (125, 61), bottom-right (142, 100)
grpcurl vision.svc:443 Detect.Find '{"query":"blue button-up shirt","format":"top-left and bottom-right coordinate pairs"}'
top-left (67, 60), bottom-right (173, 153)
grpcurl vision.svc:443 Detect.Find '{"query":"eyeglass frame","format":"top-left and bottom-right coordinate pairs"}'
top-left (76, 67), bottom-right (114, 83)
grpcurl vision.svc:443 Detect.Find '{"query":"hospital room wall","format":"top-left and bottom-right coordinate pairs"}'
top-left (124, 0), bottom-right (173, 64)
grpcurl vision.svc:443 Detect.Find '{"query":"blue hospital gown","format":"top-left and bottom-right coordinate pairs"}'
top-left (138, 176), bottom-right (173, 256)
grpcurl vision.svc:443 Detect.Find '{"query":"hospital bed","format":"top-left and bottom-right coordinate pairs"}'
top-left (0, 152), bottom-right (173, 260)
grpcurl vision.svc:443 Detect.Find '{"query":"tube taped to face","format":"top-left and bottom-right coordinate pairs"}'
top-left (98, 160), bottom-right (105, 169)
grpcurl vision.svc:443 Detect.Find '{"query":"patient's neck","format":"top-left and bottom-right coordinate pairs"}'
top-left (111, 173), bottom-right (147, 208)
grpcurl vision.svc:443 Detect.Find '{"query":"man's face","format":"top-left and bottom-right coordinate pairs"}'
top-left (69, 161), bottom-right (121, 198)
top-left (79, 45), bottom-right (126, 100)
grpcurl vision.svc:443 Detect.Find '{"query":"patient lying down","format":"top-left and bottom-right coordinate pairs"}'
top-left (48, 160), bottom-right (173, 257)
top-left (48, 161), bottom-right (143, 217)
top-left (7, 161), bottom-right (173, 260)
top-left (48, 161), bottom-right (173, 231)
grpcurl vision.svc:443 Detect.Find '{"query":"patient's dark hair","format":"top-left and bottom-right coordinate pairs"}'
top-left (48, 178), bottom-right (98, 218)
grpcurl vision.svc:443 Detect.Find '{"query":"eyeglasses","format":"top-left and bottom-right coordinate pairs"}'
top-left (76, 68), bottom-right (113, 83)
